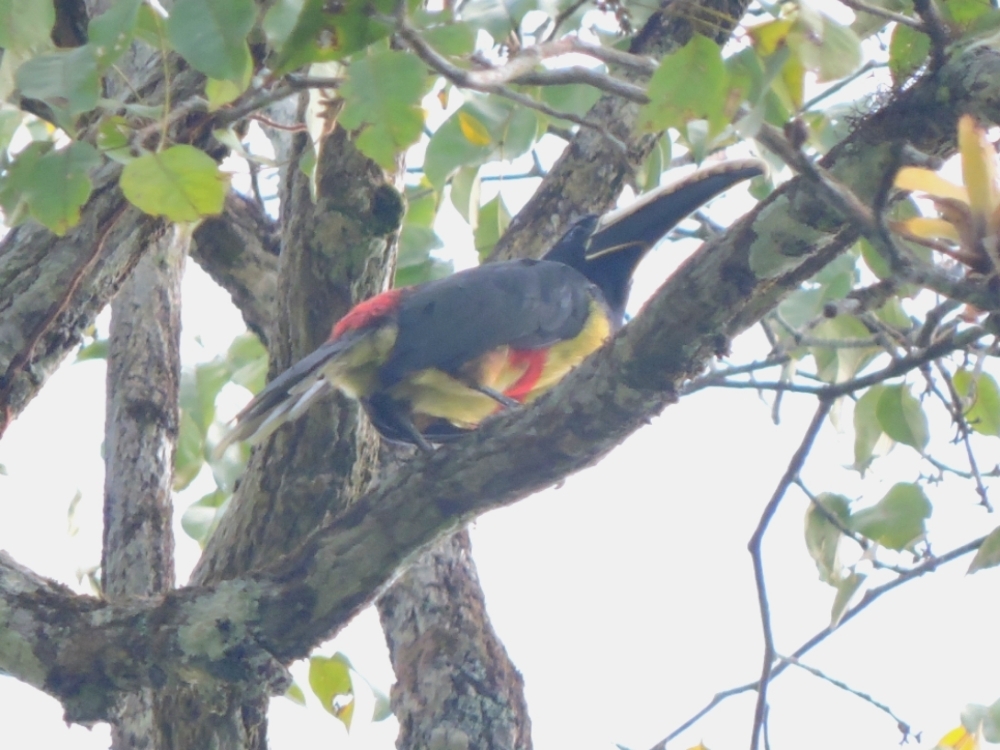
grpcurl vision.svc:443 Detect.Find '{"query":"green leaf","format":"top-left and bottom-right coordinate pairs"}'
top-left (791, 15), bottom-right (862, 82)
top-left (804, 493), bottom-right (851, 585)
top-left (961, 698), bottom-right (1000, 743)
top-left (459, 0), bottom-right (536, 39)
top-left (853, 385), bottom-right (887, 474)
top-left (194, 359), bottom-right (232, 430)
top-left (27, 142), bottom-right (101, 234)
top-left (174, 410), bottom-right (206, 491)
top-left (450, 166), bottom-right (480, 224)
top-left (405, 184), bottom-right (437, 227)
top-left (227, 333), bottom-right (268, 393)
top-left (851, 0), bottom-right (912, 38)
top-left (940, 0), bottom-right (994, 27)
top-left (339, 50), bottom-right (427, 170)
top-left (422, 20), bottom-right (476, 55)
top-left (76, 337), bottom-right (109, 361)
top-left (968, 524), bottom-right (1000, 574)
top-left (180, 489), bottom-right (230, 545)
top-left (474, 193), bottom-right (510, 260)
top-left (810, 315), bottom-right (879, 384)
top-left (830, 571), bottom-right (865, 626)
top-left (538, 82), bottom-right (602, 125)
top-left (371, 687), bottom-right (392, 721)
top-left (0, 141), bottom-right (101, 235)
top-left (134, 2), bottom-right (167, 48)
top-left (120, 145), bottom-right (229, 221)
top-left (424, 97), bottom-right (539, 188)
top-left (0, 141), bottom-right (44, 226)
top-left (309, 654), bottom-right (355, 729)
top-left (889, 23), bottom-right (929, 86)
top-left (284, 681), bottom-right (307, 707)
top-left (89, 0), bottom-right (143, 70)
top-left (847, 482), bottom-right (931, 550)
top-left (16, 46), bottom-right (101, 117)
top-left (875, 384), bottom-right (929, 451)
top-left (638, 35), bottom-right (729, 135)
top-left (953, 369), bottom-right (1000, 437)
top-left (97, 115), bottom-right (135, 163)
top-left (0, 107), bottom-right (24, 154)
top-left (267, 0), bottom-right (399, 73)
top-left (167, 0), bottom-right (255, 84)
top-left (205, 78), bottom-right (247, 111)
top-left (0, 0), bottom-right (55, 53)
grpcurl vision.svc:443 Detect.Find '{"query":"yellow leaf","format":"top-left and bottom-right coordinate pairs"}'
top-left (896, 216), bottom-right (962, 241)
top-left (458, 111), bottom-right (492, 146)
top-left (750, 18), bottom-right (795, 55)
top-left (959, 114), bottom-right (1000, 220)
top-left (781, 55), bottom-right (805, 111)
top-left (937, 726), bottom-right (979, 750)
top-left (896, 166), bottom-right (969, 202)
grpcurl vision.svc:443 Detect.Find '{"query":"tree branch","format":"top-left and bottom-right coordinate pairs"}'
top-left (748, 399), bottom-right (833, 750)
top-left (190, 192), bottom-right (280, 346)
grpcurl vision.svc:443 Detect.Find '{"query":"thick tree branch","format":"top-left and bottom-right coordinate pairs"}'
top-left (190, 193), bottom-right (280, 346)
top-left (0, 60), bottom-right (216, 436)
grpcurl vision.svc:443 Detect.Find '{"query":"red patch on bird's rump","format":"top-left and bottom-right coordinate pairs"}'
top-left (503, 349), bottom-right (547, 403)
top-left (330, 289), bottom-right (404, 340)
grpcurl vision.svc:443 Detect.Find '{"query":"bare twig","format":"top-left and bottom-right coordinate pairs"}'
top-left (396, 19), bottom-right (628, 150)
top-left (777, 655), bottom-right (914, 741)
top-left (510, 66), bottom-right (649, 103)
top-left (934, 362), bottom-right (992, 510)
top-left (565, 37), bottom-right (659, 75)
top-left (836, 0), bottom-right (925, 31)
top-left (802, 60), bottom-right (887, 112)
top-left (748, 399), bottom-right (833, 750)
top-left (649, 534), bottom-right (986, 750)
top-left (696, 325), bottom-right (989, 398)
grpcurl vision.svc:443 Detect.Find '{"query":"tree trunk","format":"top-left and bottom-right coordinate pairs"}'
top-left (103, 227), bottom-right (187, 748)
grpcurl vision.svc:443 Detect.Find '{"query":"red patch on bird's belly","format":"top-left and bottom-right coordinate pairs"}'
top-left (330, 288), bottom-right (404, 340)
top-left (503, 349), bottom-right (547, 403)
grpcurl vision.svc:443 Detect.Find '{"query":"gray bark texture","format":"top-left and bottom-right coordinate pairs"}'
top-left (379, 530), bottom-right (533, 750)
top-left (103, 227), bottom-right (187, 748)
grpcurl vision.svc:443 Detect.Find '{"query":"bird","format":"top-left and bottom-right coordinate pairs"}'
top-left (217, 159), bottom-right (764, 453)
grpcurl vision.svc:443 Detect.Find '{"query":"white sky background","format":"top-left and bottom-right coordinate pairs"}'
top-left (2, 8), bottom-right (1000, 750)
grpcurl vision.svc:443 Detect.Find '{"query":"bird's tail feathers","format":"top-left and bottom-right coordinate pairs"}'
top-left (213, 333), bottom-right (367, 458)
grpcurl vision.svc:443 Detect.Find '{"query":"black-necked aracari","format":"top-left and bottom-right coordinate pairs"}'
top-left (218, 159), bottom-right (764, 452)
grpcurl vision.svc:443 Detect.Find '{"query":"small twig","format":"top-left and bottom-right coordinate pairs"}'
top-left (682, 355), bottom-right (791, 395)
top-left (132, 95), bottom-right (209, 150)
top-left (249, 114), bottom-right (307, 132)
top-left (777, 655), bottom-right (914, 741)
top-left (700, 325), bottom-right (988, 399)
top-left (543, 0), bottom-right (589, 42)
top-left (802, 60), bottom-right (886, 113)
top-left (396, 19), bottom-right (627, 151)
top-left (837, 0), bottom-right (925, 31)
top-left (935, 362), bottom-right (992, 510)
top-left (511, 66), bottom-right (649, 104)
top-left (916, 299), bottom-right (962, 348)
top-left (649, 534), bottom-right (985, 750)
top-left (748, 398), bottom-right (833, 750)
top-left (566, 37), bottom-right (659, 75)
